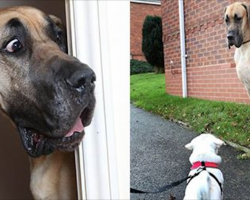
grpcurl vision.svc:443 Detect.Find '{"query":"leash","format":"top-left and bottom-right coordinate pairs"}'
top-left (130, 175), bottom-right (191, 194)
top-left (131, 161), bottom-right (223, 194)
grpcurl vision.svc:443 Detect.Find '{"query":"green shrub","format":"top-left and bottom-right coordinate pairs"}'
top-left (142, 15), bottom-right (164, 73)
top-left (130, 59), bottom-right (154, 75)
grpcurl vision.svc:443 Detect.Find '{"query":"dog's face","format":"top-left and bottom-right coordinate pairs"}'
top-left (185, 134), bottom-right (225, 155)
top-left (224, 2), bottom-right (250, 48)
top-left (0, 7), bottom-right (95, 157)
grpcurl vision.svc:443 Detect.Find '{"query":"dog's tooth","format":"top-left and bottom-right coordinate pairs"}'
top-left (63, 136), bottom-right (71, 142)
top-left (73, 131), bottom-right (79, 137)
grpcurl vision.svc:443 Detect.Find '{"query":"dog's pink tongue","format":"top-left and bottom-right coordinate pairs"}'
top-left (65, 118), bottom-right (84, 137)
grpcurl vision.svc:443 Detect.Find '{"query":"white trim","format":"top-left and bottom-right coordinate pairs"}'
top-left (65, 1), bottom-right (129, 199)
top-left (104, 2), bottom-right (130, 198)
top-left (130, 0), bottom-right (161, 5)
top-left (65, 1), bottom-right (87, 199)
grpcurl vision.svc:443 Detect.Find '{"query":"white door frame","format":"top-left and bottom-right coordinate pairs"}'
top-left (65, 1), bottom-right (130, 199)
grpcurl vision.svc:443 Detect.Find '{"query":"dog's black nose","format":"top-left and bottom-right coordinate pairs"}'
top-left (66, 66), bottom-right (96, 91)
top-left (227, 35), bottom-right (234, 41)
top-left (227, 31), bottom-right (235, 41)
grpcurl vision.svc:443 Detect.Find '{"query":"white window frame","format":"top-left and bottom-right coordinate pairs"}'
top-left (65, 1), bottom-right (130, 199)
top-left (130, 0), bottom-right (161, 6)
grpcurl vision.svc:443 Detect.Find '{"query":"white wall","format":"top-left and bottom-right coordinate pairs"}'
top-left (0, 1), bottom-right (65, 199)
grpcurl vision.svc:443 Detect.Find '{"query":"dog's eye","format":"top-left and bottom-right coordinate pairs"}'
top-left (236, 17), bottom-right (242, 21)
top-left (5, 39), bottom-right (23, 53)
top-left (225, 15), bottom-right (230, 24)
top-left (234, 14), bottom-right (242, 22)
top-left (56, 32), bottom-right (62, 42)
top-left (56, 34), bottom-right (61, 42)
top-left (55, 28), bottom-right (63, 43)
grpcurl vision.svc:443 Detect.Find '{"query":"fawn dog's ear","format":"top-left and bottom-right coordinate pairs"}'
top-left (48, 14), bottom-right (67, 53)
top-left (242, 2), bottom-right (250, 26)
top-left (49, 15), bottom-right (64, 29)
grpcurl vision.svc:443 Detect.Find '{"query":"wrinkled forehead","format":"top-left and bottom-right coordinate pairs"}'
top-left (225, 2), bottom-right (247, 17)
top-left (0, 6), bottom-right (51, 40)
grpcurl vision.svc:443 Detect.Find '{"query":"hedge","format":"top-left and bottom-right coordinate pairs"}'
top-left (130, 59), bottom-right (154, 75)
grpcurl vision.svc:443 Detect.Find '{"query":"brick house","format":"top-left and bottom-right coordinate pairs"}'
top-left (130, 0), bottom-right (161, 61)
top-left (162, 0), bottom-right (250, 103)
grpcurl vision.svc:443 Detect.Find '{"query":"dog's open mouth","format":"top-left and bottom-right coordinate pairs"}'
top-left (17, 116), bottom-right (86, 157)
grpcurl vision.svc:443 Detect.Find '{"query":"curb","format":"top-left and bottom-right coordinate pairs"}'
top-left (225, 140), bottom-right (250, 159)
top-left (225, 140), bottom-right (250, 154)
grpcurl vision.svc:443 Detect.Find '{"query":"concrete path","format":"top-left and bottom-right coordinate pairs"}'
top-left (130, 105), bottom-right (250, 200)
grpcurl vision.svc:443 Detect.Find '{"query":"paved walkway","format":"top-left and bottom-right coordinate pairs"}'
top-left (130, 105), bottom-right (250, 200)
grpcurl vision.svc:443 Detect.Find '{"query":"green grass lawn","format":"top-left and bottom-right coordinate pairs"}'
top-left (131, 73), bottom-right (250, 148)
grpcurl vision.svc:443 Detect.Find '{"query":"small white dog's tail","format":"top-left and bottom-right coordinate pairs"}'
top-left (197, 171), bottom-right (211, 200)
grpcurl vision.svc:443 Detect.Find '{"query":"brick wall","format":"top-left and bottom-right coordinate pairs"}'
top-left (162, 0), bottom-right (250, 103)
top-left (130, 2), bottom-right (161, 61)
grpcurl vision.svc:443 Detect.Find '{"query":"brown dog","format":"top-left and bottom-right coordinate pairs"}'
top-left (224, 2), bottom-right (250, 97)
top-left (0, 6), bottom-right (95, 199)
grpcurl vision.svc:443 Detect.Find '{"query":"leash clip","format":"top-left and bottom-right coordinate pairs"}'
top-left (195, 162), bottom-right (206, 174)
top-left (201, 161), bottom-right (206, 170)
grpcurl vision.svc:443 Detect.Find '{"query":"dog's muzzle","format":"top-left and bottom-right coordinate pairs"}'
top-left (15, 63), bottom-right (96, 157)
top-left (227, 29), bottom-right (243, 48)
top-left (227, 32), bottom-right (235, 46)
top-left (227, 30), bottom-right (237, 48)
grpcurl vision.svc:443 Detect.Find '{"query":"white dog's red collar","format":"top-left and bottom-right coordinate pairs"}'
top-left (191, 161), bottom-right (219, 170)
top-left (188, 161), bottom-right (223, 194)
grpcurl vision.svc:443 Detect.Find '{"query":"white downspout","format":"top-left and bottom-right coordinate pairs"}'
top-left (178, 0), bottom-right (187, 98)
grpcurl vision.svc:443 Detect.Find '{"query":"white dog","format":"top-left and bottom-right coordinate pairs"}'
top-left (183, 134), bottom-right (225, 200)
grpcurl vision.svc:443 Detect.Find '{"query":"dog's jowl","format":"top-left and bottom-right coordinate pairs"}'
top-left (0, 6), bottom-right (96, 200)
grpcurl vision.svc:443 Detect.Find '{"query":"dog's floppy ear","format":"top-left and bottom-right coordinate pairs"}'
top-left (49, 15), bottom-right (64, 30)
top-left (223, 6), bottom-right (228, 22)
top-left (214, 137), bottom-right (226, 147)
top-left (242, 2), bottom-right (250, 26)
top-left (185, 142), bottom-right (193, 150)
top-left (223, 6), bottom-right (227, 15)
top-left (48, 14), bottom-right (68, 53)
